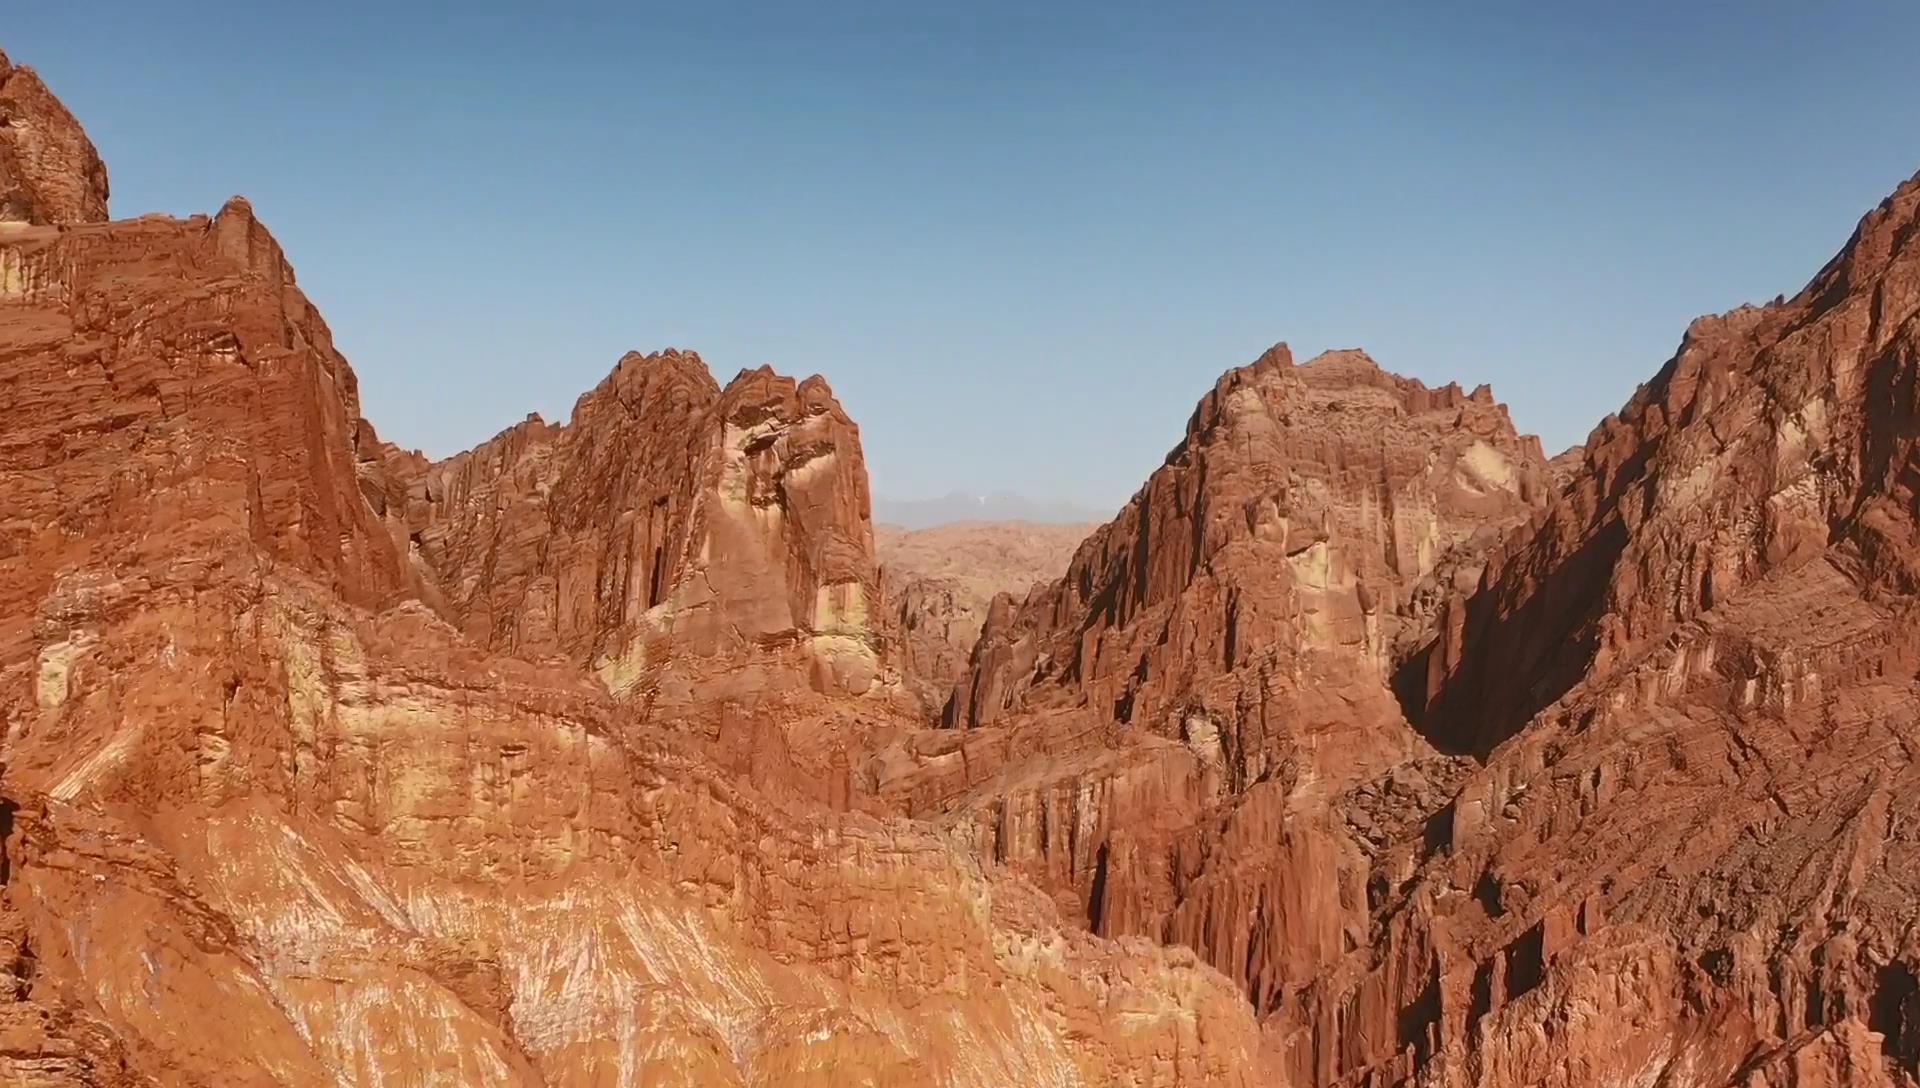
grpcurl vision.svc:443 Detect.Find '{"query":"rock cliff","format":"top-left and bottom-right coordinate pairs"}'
top-left (0, 51), bottom-right (1273, 1086)
top-left (1301, 167), bottom-right (1920, 1086)
top-left (897, 346), bottom-right (1552, 1021)
top-left (14, 34), bottom-right (1920, 1088)
top-left (0, 50), bottom-right (107, 226)
top-left (383, 350), bottom-right (887, 714)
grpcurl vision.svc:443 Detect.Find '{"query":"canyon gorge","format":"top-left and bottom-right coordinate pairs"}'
top-left (6, 42), bottom-right (1920, 1087)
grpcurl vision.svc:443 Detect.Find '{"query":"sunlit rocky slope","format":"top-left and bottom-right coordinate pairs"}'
top-left (8, 40), bottom-right (1920, 1088)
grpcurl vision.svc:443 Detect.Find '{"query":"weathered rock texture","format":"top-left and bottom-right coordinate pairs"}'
top-left (1298, 167), bottom-right (1920, 1087)
top-left (952, 346), bottom-right (1551, 733)
top-left (379, 350), bottom-right (888, 714)
top-left (16, 36), bottom-right (1920, 1088)
top-left (875, 520), bottom-right (1093, 718)
top-left (916, 169), bottom-right (1920, 1083)
top-left (889, 347), bottom-right (1552, 1025)
top-left (0, 51), bottom-right (107, 226)
top-left (0, 52), bottom-right (1274, 1087)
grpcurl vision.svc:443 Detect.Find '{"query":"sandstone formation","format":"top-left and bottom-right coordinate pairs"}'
top-left (0, 52), bottom-right (1272, 1086)
top-left (951, 346), bottom-right (1552, 733)
top-left (1304, 167), bottom-right (1920, 1086)
top-left (0, 51), bottom-right (107, 226)
top-left (875, 520), bottom-right (1093, 718)
top-left (378, 349), bottom-right (887, 712)
top-left (883, 347), bottom-right (1553, 1024)
top-left (13, 34), bottom-right (1920, 1088)
top-left (917, 169), bottom-right (1920, 1086)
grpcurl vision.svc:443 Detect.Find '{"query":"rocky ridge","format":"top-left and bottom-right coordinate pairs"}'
top-left (881, 345), bottom-right (1554, 1026)
top-left (922, 169), bottom-right (1920, 1086)
top-left (0, 50), bottom-right (107, 226)
top-left (10, 36), bottom-right (1920, 1088)
top-left (0, 53), bottom-right (1271, 1087)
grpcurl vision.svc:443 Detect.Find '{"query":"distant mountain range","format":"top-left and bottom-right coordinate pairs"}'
top-left (873, 490), bottom-right (1109, 529)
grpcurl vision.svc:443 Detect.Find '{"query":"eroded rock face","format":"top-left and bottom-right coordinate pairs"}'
top-left (899, 347), bottom-right (1550, 1018)
top-left (951, 346), bottom-right (1551, 735)
top-left (17, 34), bottom-right (1920, 1088)
top-left (0, 51), bottom-right (107, 226)
top-left (1283, 168), bottom-right (1920, 1087)
top-left (379, 350), bottom-right (887, 716)
top-left (0, 52), bottom-right (1275, 1087)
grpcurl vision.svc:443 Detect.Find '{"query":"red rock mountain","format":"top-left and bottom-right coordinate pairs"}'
top-left (0, 50), bottom-right (107, 226)
top-left (0, 53), bottom-right (1270, 1086)
top-left (10, 40), bottom-right (1920, 1088)
top-left (918, 171), bottom-right (1920, 1085)
top-left (876, 346), bottom-right (1552, 1030)
top-left (1341, 169), bottom-right (1920, 1087)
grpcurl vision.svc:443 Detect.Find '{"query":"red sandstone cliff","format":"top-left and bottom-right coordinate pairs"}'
top-left (12, 34), bottom-right (1920, 1088)
top-left (0, 50), bottom-right (1271, 1086)
top-left (382, 349), bottom-right (887, 710)
top-left (0, 50), bottom-right (107, 227)
top-left (1305, 168), bottom-right (1920, 1087)
top-left (881, 346), bottom-right (1552, 1022)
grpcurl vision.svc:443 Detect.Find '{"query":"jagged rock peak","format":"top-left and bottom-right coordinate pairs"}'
top-left (1177, 343), bottom-right (1541, 464)
top-left (954, 339), bottom-right (1553, 734)
top-left (0, 47), bottom-right (109, 224)
top-left (1414, 163), bottom-right (1920, 756)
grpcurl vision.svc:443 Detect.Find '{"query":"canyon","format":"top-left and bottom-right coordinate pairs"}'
top-left (5, 41), bottom-right (1920, 1088)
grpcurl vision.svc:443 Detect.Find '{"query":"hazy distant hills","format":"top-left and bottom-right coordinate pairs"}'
top-left (873, 490), bottom-right (1109, 529)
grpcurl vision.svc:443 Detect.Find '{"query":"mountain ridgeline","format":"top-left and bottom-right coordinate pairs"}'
top-left (7, 42), bottom-right (1920, 1088)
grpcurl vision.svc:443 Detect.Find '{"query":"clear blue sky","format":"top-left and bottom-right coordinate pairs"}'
top-left (11, 3), bottom-right (1919, 513)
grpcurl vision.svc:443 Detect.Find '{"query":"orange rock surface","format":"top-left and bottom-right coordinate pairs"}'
top-left (11, 39), bottom-right (1920, 1088)
top-left (0, 52), bottom-right (1269, 1087)
top-left (897, 346), bottom-right (1552, 1026)
top-left (876, 520), bottom-right (1093, 718)
top-left (0, 50), bottom-right (107, 227)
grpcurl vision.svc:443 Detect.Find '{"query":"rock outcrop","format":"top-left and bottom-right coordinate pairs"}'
top-left (378, 349), bottom-right (887, 715)
top-left (895, 347), bottom-right (1552, 1018)
top-left (0, 51), bottom-right (107, 226)
top-left (1287, 167), bottom-right (1920, 1086)
top-left (951, 346), bottom-right (1551, 734)
top-left (0, 50), bottom-right (1275, 1086)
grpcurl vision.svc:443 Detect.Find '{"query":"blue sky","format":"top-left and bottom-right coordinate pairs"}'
top-left (10, 3), bottom-right (1919, 512)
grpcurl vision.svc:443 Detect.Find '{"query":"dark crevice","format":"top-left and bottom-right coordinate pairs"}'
top-left (1087, 841), bottom-right (1111, 935)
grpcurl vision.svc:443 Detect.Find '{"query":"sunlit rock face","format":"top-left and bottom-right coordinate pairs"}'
top-left (14, 34), bottom-right (1920, 1088)
top-left (385, 348), bottom-right (886, 713)
top-left (892, 344), bottom-right (1551, 1022)
top-left (0, 48), bottom-right (1276, 1087)
top-left (0, 50), bottom-right (108, 227)
top-left (951, 344), bottom-right (1551, 736)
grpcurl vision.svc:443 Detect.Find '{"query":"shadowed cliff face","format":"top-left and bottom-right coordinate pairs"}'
top-left (1414, 169), bottom-right (1920, 758)
top-left (1289, 169), bottom-right (1920, 1088)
